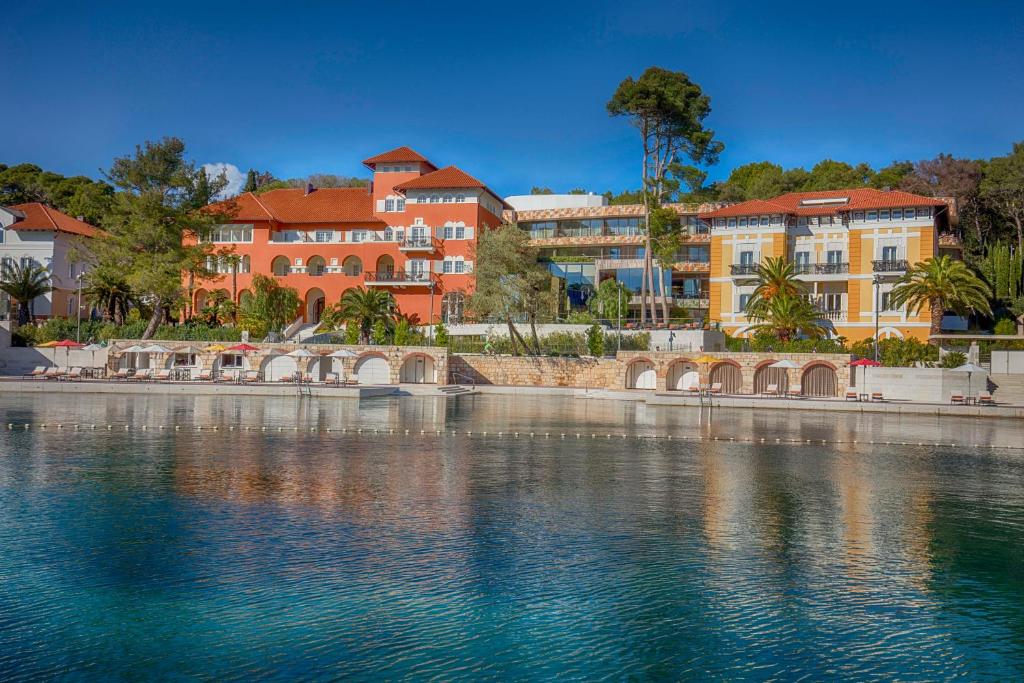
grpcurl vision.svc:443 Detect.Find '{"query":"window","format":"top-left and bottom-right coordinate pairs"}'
top-left (880, 292), bottom-right (896, 311)
top-left (759, 216), bottom-right (769, 226)
top-left (241, 256), bottom-right (250, 273)
top-left (21, 257), bottom-right (36, 269)
top-left (409, 260), bottom-right (427, 277)
top-left (384, 227), bottom-right (393, 241)
top-left (905, 208), bottom-right (915, 220)
top-left (454, 260), bottom-right (465, 274)
top-left (411, 226), bottom-right (426, 240)
top-left (395, 229), bottom-right (405, 242)
top-left (880, 210), bottom-right (890, 221)
top-left (867, 211), bottom-right (878, 221)
top-left (173, 352), bottom-right (197, 367)
top-left (208, 225), bottom-right (253, 243)
top-left (351, 231), bottom-right (366, 243)
top-left (1, 256), bottom-right (13, 270)
top-left (795, 251), bottom-right (810, 266)
top-left (315, 230), bottom-right (332, 243)
top-left (396, 198), bottom-right (405, 211)
top-left (443, 225), bottom-right (454, 239)
top-left (797, 217), bottom-right (807, 227)
top-left (739, 218), bottom-right (748, 227)
top-left (443, 195), bottom-right (453, 203)
top-left (220, 354), bottom-right (243, 369)
top-left (430, 195), bottom-right (439, 203)
top-left (770, 215), bottom-right (782, 225)
top-left (892, 209), bottom-right (903, 220)
top-left (738, 294), bottom-right (750, 311)
top-left (384, 198), bottom-right (395, 212)
top-left (823, 293), bottom-right (842, 312)
top-left (455, 225), bottom-right (465, 239)
top-left (728, 218), bottom-right (737, 228)
top-left (882, 246), bottom-right (898, 261)
top-left (455, 195), bottom-right (465, 203)
top-left (442, 260), bottom-right (453, 273)
top-left (827, 250), bottom-right (843, 264)
top-left (739, 251), bottom-right (754, 266)
top-left (0, 229), bottom-right (4, 244)
top-left (853, 211), bottom-right (864, 220)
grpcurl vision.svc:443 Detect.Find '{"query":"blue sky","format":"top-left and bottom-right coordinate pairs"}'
top-left (3, 1), bottom-right (1023, 197)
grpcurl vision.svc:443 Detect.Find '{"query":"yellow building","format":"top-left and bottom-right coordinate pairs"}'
top-left (704, 189), bottom-right (949, 342)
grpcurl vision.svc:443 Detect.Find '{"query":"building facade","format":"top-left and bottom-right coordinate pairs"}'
top-left (703, 189), bottom-right (949, 342)
top-left (192, 147), bottom-right (506, 331)
top-left (0, 203), bottom-right (99, 320)
top-left (504, 195), bottom-right (720, 321)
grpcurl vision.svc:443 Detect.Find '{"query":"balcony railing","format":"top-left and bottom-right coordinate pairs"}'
top-left (815, 309), bottom-right (847, 322)
top-left (730, 263), bottom-right (758, 276)
top-left (872, 259), bottom-right (909, 272)
top-left (364, 271), bottom-right (434, 286)
top-left (794, 262), bottom-right (850, 275)
top-left (399, 236), bottom-right (438, 251)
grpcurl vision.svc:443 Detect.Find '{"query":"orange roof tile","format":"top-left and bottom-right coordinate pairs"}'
top-left (7, 203), bottom-right (101, 237)
top-left (362, 146), bottom-right (436, 170)
top-left (394, 166), bottom-right (511, 209)
top-left (703, 188), bottom-right (947, 218)
top-left (212, 188), bottom-right (381, 225)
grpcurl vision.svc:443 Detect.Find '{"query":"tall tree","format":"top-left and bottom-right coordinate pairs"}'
top-left (0, 260), bottom-right (52, 325)
top-left (83, 266), bottom-right (133, 325)
top-left (237, 273), bottom-right (301, 340)
top-left (748, 295), bottom-right (825, 342)
top-left (242, 169), bottom-right (258, 193)
top-left (745, 256), bottom-right (804, 320)
top-left (608, 66), bottom-right (724, 326)
top-left (337, 287), bottom-right (397, 344)
top-left (801, 160), bottom-right (873, 191)
top-left (979, 142), bottom-right (1024, 253)
top-left (976, 242), bottom-right (1022, 311)
top-left (92, 137), bottom-right (230, 339)
top-left (900, 154), bottom-right (986, 247)
top-left (889, 255), bottom-right (993, 339)
top-left (719, 161), bottom-right (787, 201)
top-left (468, 222), bottom-right (553, 355)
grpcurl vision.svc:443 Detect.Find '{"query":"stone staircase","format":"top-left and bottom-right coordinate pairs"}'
top-left (438, 385), bottom-right (476, 397)
top-left (989, 374), bottom-right (1024, 405)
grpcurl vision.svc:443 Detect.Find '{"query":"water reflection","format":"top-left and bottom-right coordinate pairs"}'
top-left (0, 393), bottom-right (1021, 679)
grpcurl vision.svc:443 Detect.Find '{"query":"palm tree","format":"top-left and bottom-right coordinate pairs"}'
top-left (84, 269), bottom-right (133, 325)
top-left (338, 288), bottom-right (397, 343)
top-left (746, 256), bottom-right (803, 319)
top-left (0, 261), bottom-right (52, 325)
top-left (889, 255), bottom-right (993, 339)
top-left (749, 294), bottom-right (826, 342)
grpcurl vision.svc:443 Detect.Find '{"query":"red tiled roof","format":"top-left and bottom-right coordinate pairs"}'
top-left (702, 188), bottom-right (947, 218)
top-left (362, 146), bottom-right (436, 170)
top-left (213, 188), bottom-right (382, 224)
top-left (7, 203), bottom-right (101, 237)
top-left (394, 166), bottom-right (511, 209)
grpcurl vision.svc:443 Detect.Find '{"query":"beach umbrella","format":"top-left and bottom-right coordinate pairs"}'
top-left (203, 343), bottom-right (227, 353)
top-left (120, 344), bottom-right (146, 368)
top-left (329, 349), bottom-right (358, 383)
top-left (82, 342), bottom-right (105, 371)
top-left (951, 362), bottom-right (988, 399)
top-left (768, 359), bottom-right (801, 393)
top-left (690, 354), bottom-right (719, 389)
top-left (287, 348), bottom-right (318, 380)
top-left (850, 358), bottom-right (881, 391)
top-left (37, 340), bottom-right (59, 348)
top-left (140, 344), bottom-right (173, 370)
top-left (228, 343), bottom-right (260, 352)
top-left (51, 339), bottom-right (83, 368)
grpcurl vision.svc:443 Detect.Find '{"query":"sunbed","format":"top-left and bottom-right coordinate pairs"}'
top-left (762, 383), bottom-right (779, 397)
top-left (786, 385), bottom-right (802, 398)
top-left (870, 392), bottom-right (884, 402)
top-left (66, 367), bottom-right (83, 381)
top-left (24, 366), bottom-right (47, 379)
top-left (950, 392), bottom-right (965, 405)
top-left (153, 369), bottom-right (172, 381)
top-left (978, 391), bottom-right (995, 406)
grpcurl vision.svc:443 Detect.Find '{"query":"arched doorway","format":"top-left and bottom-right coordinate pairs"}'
top-left (801, 364), bottom-right (838, 397)
top-left (625, 359), bottom-right (656, 389)
top-left (260, 355), bottom-right (297, 382)
top-left (709, 361), bottom-right (742, 394)
top-left (355, 355), bottom-right (390, 384)
top-left (193, 289), bottom-right (208, 317)
top-left (399, 354), bottom-right (436, 384)
top-left (305, 288), bottom-right (325, 324)
top-left (307, 255), bottom-right (326, 277)
top-left (238, 289), bottom-right (252, 307)
top-left (376, 255), bottom-right (395, 278)
top-left (271, 256), bottom-right (291, 276)
top-left (666, 360), bottom-right (699, 391)
top-left (754, 363), bottom-right (789, 395)
top-left (343, 256), bottom-right (363, 277)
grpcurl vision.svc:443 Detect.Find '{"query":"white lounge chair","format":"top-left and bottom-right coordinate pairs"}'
top-left (111, 368), bottom-right (131, 381)
top-left (870, 392), bottom-right (884, 402)
top-left (709, 382), bottom-right (723, 395)
top-left (195, 368), bottom-right (213, 381)
top-left (153, 369), bottom-right (172, 381)
top-left (43, 367), bottom-right (65, 380)
top-left (66, 367), bottom-right (83, 381)
top-left (763, 383), bottom-right (779, 397)
top-left (979, 391), bottom-right (995, 406)
top-left (786, 385), bottom-right (802, 398)
top-left (845, 390), bottom-right (858, 401)
top-left (325, 372), bottom-right (340, 386)
top-left (25, 366), bottom-right (47, 379)
top-left (950, 392), bottom-right (965, 405)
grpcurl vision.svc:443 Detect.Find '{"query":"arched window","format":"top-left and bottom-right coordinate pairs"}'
top-left (441, 292), bottom-right (465, 324)
top-left (241, 255), bottom-right (251, 273)
top-left (384, 227), bottom-right (393, 241)
top-left (271, 256), bottom-right (290, 277)
top-left (342, 256), bottom-right (363, 277)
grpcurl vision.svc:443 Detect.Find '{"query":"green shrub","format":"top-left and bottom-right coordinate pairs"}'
top-left (566, 310), bottom-right (597, 325)
top-left (586, 324), bottom-right (605, 356)
top-left (393, 319), bottom-right (411, 345)
top-left (994, 318), bottom-right (1018, 336)
top-left (939, 351), bottom-right (967, 368)
top-left (850, 336), bottom-right (938, 367)
top-left (371, 319), bottom-right (387, 345)
top-left (433, 322), bottom-right (449, 346)
top-left (344, 320), bottom-right (359, 344)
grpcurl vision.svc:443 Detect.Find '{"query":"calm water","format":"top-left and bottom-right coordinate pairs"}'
top-left (0, 392), bottom-right (1022, 680)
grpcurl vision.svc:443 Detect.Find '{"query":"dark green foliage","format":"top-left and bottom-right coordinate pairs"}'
top-left (587, 324), bottom-right (605, 356)
top-left (0, 163), bottom-right (114, 224)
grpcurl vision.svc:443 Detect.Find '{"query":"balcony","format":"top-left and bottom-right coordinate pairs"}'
top-left (364, 270), bottom-right (435, 287)
top-left (794, 262), bottom-right (850, 276)
top-left (872, 259), bottom-right (909, 273)
top-left (730, 263), bottom-right (758, 276)
top-left (815, 309), bottom-right (847, 322)
top-left (399, 237), bottom-right (439, 253)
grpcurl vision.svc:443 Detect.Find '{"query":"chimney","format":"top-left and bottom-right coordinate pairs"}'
top-left (305, 182), bottom-right (315, 196)
top-left (76, 215), bottom-right (85, 222)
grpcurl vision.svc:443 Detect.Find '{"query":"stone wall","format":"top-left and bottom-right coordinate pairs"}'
top-left (451, 350), bottom-right (852, 394)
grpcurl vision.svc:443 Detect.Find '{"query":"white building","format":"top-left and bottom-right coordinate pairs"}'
top-left (0, 203), bottom-right (100, 320)
top-left (503, 193), bottom-right (608, 212)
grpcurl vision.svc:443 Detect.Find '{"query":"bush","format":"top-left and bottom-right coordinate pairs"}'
top-left (725, 331), bottom-right (846, 354)
top-left (587, 324), bottom-right (605, 356)
top-left (994, 318), bottom-right (1018, 336)
top-left (344, 320), bottom-right (359, 344)
top-left (849, 336), bottom-right (938, 367)
top-left (939, 351), bottom-right (967, 368)
top-left (566, 310), bottom-right (597, 325)
top-left (393, 319), bottom-right (411, 345)
top-left (371, 319), bottom-right (387, 344)
top-left (12, 318), bottom-right (241, 345)
top-left (433, 322), bottom-right (449, 346)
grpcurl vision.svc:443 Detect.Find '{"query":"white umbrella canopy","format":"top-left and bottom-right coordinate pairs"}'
top-left (328, 349), bottom-right (357, 383)
top-left (768, 359), bottom-right (801, 369)
top-left (121, 344), bottom-right (146, 353)
top-left (82, 343), bottom-right (105, 351)
top-left (141, 344), bottom-right (174, 354)
top-left (286, 348), bottom-right (318, 358)
top-left (951, 362), bottom-right (988, 398)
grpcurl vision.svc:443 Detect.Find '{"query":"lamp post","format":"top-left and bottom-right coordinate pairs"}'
top-left (873, 274), bottom-right (881, 363)
top-left (617, 286), bottom-right (622, 352)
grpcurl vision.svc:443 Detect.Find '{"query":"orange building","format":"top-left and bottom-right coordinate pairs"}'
top-left (192, 147), bottom-right (506, 334)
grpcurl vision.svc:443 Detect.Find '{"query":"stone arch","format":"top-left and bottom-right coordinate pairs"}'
top-left (237, 289), bottom-right (252, 306)
top-left (375, 254), bottom-right (395, 277)
top-left (399, 353), bottom-right (437, 384)
top-left (800, 362), bottom-right (838, 397)
top-left (753, 361), bottom-right (789, 395)
top-left (734, 325), bottom-right (755, 339)
top-left (666, 359), bottom-right (699, 391)
top-left (259, 354), bottom-right (297, 382)
top-left (708, 361), bottom-right (742, 394)
top-left (305, 287), bottom-right (326, 324)
top-left (271, 255), bottom-right (291, 276)
top-left (307, 255), bottom-right (326, 276)
top-left (625, 357), bottom-right (657, 390)
top-left (354, 352), bottom-right (391, 385)
top-left (342, 255), bottom-right (363, 277)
